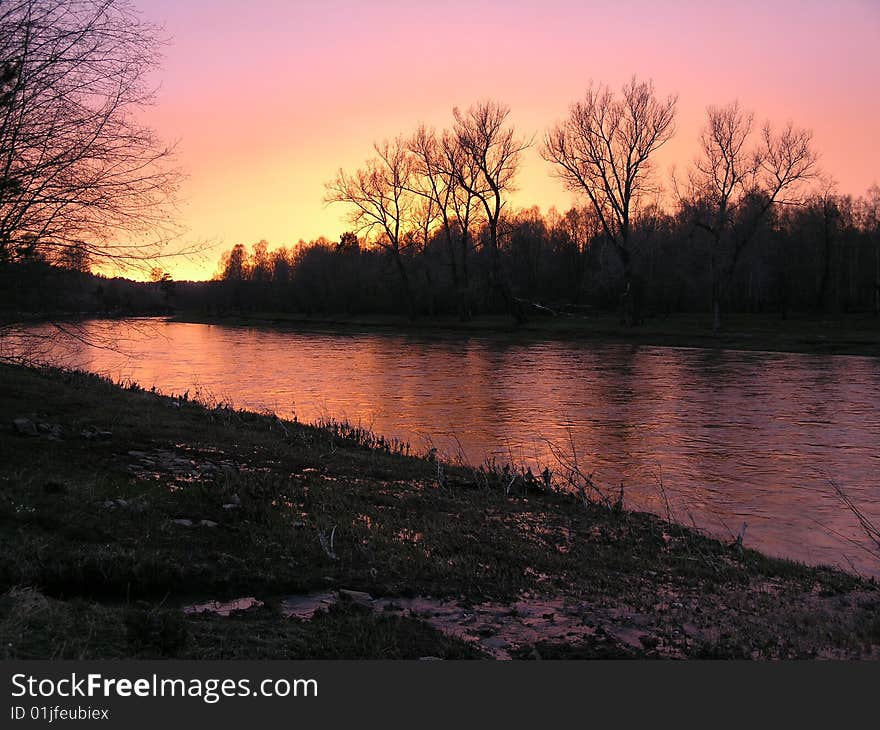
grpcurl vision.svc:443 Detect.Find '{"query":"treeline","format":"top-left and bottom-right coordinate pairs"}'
top-left (208, 82), bottom-right (880, 325)
top-left (208, 191), bottom-right (880, 320)
top-left (2, 76), bottom-right (879, 327)
top-left (0, 260), bottom-right (176, 317)
top-left (2, 183), bottom-right (877, 323)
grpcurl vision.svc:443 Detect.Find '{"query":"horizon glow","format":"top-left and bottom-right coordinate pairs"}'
top-left (133, 0), bottom-right (880, 281)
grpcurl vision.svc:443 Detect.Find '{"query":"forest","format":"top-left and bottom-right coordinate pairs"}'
top-left (208, 89), bottom-right (880, 328)
top-left (208, 188), bottom-right (880, 323)
top-left (3, 77), bottom-right (879, 329)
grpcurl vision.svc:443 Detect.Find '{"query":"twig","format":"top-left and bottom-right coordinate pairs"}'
top-left (318, 525), bottom-right (338, 561)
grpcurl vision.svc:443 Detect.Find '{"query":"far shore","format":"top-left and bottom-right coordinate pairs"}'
top-left (167, 310), bottom-right (880, 357)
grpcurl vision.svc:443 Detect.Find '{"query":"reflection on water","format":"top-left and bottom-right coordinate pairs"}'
top-left (10, 318), bottom-right (880, 576)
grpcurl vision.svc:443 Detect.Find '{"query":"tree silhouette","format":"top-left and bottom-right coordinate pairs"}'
top-left (453, 101), bottom-right (529, 323)
top-left (866, 185), bottom-right (880, 317)
top-left (0, 0), bottom-right (181, 272)
top-left (325, 137), bottom-right (418, 319)
top-left (218, 244), bottom-right (248, 282)
top-left (408, 125), bottom-right (484, 320)
top-left (683, 102), bottom-right (817, 329)
top-left (543, 76), bottom-right (677, 325)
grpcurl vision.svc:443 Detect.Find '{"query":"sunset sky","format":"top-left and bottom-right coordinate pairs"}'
top-left (137, 0), bottom-right (880, 281)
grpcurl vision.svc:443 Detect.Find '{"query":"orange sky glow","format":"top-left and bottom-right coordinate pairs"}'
top-left (131, 0), bottom-right (880, 281)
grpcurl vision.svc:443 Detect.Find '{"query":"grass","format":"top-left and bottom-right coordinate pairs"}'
top-left (1, 362), bottom-right (879, 659)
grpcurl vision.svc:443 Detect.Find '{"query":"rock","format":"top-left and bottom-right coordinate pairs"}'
top-left (36, 422), bottom-right (63, 438)
top-left (280, 592), bottom-right (337, 620)
top-left (80, 427), bottom-right (110, 440)
top-left (338, 589), bottom-right (373, 607)
top-left (185, 597), bottom-right (263, 617)
top-left (171, 518), bottom-right (193, 527)
top-left (222, 503), bottom-right (239, 510)
top-left (199, 519), bottom-right (218, 528)
top-left (228, 493), bottom-right (241, 505)
top-left (482, 637), bottom-right (510, 650)
top-left (102, 498), bottom-right (135, 510)
top-left (13, 418), bottom-right (38, 436)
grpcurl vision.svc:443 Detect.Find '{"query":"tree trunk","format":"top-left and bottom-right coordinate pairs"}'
top-left (874, 244), bottom-right (879, 317)
top-left (574, 244), bottom-right (588, 305)
top-left (710, 243), bottom-right (721, 333)
top-left (458, 229), bottom-right (471, 321)
top-left (617, 247), bottom-right (641, 327)
top-left (817, 213), bottom-right (833, 311)
top-left (393, 253), bottom-right (417, 321)
top-left (443, 227), bottom-right (459, 296)
top-left (488, 219), bottom-right (524, 324)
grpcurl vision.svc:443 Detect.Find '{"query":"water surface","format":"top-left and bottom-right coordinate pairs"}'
top-left (11, 318), bottom-right (880, 576)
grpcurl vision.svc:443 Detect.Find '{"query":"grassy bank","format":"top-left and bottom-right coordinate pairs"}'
top-left (170, 311), bottom-right (880, 357)
top-left (1, 363), bottom-right (878, 659)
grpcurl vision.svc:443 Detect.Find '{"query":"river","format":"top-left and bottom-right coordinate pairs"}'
top-left (8, 318), bottom-right (880, 576)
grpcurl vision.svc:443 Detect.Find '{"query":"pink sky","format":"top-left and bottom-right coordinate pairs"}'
top-left (137, 0), bottom-right (880, 281)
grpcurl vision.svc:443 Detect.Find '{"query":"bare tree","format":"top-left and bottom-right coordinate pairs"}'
top-left (543, 76), bottom-right (677, 325)
top-left (408, 126), bottom-right (459, 308)
top-left (325, 136), bottom-right (418, 318)
top-left (0, 0), bottom-right (182, 272)
top-left (452, 101), bottom-right (529, 322)
top-left (684, 102), bottom-right (818, 329)
top-left (681, 102), bottom-right (757, 330)
top-left (408, 124), bottom-right (482, 320)
top-left (0, 0), bottom-right (187, 364)
top-left (440, 128), bottom-right (482, 319)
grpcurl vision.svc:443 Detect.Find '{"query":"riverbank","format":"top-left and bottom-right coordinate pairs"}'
top-left (1, 363), bottom-right (878, 659)
top-left (171, 311), bottom-right (880, 357)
